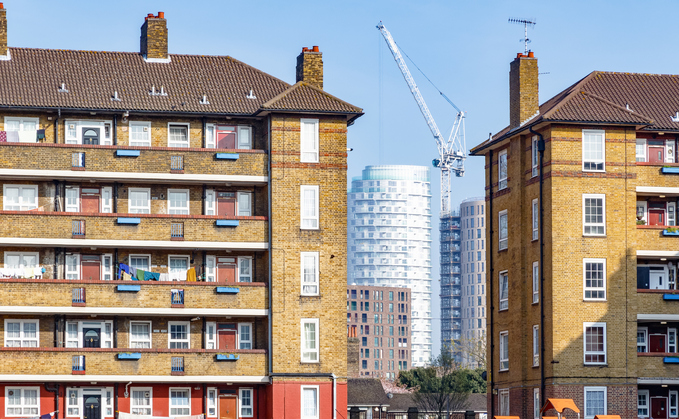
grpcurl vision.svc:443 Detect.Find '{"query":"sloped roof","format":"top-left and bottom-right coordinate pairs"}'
top-left (261, 82), bottom-right (362, 114)
top-left (386, 393), bottom-right (487, 413)
top-left (0, 48), bottom-right (362, 118)
top-left (472, 71), bottom-right (679, 154)
top-left (347, 379), bottom-right (390, 406)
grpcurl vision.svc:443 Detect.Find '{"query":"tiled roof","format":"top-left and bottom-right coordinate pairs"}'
top-left (386, 393), bottom-right (487, 413)
top-left (472, 71), bottom-right (679, 153)
top-left (261, 82), bottom-right (363, 114)
top-left (347, 379), bottom-right (390, 406)
top-left (0, 48), bottom-right (362, 117)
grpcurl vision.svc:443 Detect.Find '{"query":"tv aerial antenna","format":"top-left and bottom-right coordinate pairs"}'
top-left (508, 18), bottom-right (536, 55)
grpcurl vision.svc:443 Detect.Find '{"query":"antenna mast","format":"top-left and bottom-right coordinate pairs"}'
top-left (508, 18), bottom-right (536, 55)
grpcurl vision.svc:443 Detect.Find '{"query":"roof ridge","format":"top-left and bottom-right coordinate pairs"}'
top-left (261, 81), bottom-right (362, 113)
top-left (579, 90), bottom-right (654, 123)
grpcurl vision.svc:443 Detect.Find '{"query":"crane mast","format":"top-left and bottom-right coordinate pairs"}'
top-left (377, 22), bottom-right (466, 216)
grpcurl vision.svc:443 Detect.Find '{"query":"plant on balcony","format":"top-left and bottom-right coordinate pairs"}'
top-left (637, 220), bottom-right (646, 225)
top-left (667, 227), bottom-right (679, 233)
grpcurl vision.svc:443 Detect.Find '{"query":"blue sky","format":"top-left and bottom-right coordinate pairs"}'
top-left (6, 0), bottom-right (679, 358)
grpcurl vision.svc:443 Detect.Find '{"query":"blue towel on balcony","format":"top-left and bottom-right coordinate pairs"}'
top-left (145, 271), bottom-right (160, 281)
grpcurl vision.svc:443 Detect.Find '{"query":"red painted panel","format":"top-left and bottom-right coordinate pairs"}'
top-left (652, 396), bottom-right (668, 419)
top-left (217, 263), bottom-right (236, 283)
top-left (649, 146), bottom-right (665, 163)
top-left (650, 209), bottom-right (665, 226)
top-left (82, 261), bottom-right (101, 281)
top-left (218, 330), bottom-right (236, 350)
top-left (82, 194), bottom-right (100, 214)
top-left (267, 381), bottom-right (340, 419)
top-left (650, 334), bottom-right (667, 353)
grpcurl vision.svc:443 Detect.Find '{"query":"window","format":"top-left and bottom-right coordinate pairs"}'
top-left (499, 331), bottom-right (508, 371)
top-left (239, 388), bottom-right (253, 417)
top-left (6, 387), bottom-right (39, 417)
top-left (238, 323), bottom-right (252, 350)
top-left (636, 138), bottom-right (647, 162)
top-left (4, 252), bottom-right (38, 278)
top-left (205, 189), bottom-right (216, 215)
top-left (533, 388), bottom-right (540, 419)
top-left (169, 388), bottom-right (190, 416)
top-left (66, 388), bottom-right (80, 417)
top-left (636, 200), bottom-right (647, 223)
top-left (498, 388), bottom-right (509, 416)
top-left (130, 321), bottom-right (152, 348)
top-left (583, 322), bottom-right (606, 364)
top-left (670, 390), bottom-right (678, 417)
top-left (300, 118), bottom-right (319, 163)
top-left (64, 186), bottom-right (80, 212)
top-left (499, 271), bottom-right (508, 311)
top-left (206, 388), bottom-right (217, 417)
top-left (301, 185), bottom-right (319, 229)
top-left (498, 210), bottom-right (508, 250)
top-left (670, 202), bottom-right (677, 226)
top-left (168, 123), bottom-right (190, 148)
top-left (637, 389), bottom-right (649, 418)
top-left (128, 188), bottom-right (151, 214)
top-left (129, 255), bottom-right (150, 272)
top-left (301, 319), bottom-right (319, 363)
top-left (237, 191), bottom-right (252, 216)
top-left (168, 255), bottom-right (189, 282)
top-left (168, 322), bottom-right (190, 349)
top-left (637, 327), bottom-right (647, 353)
top-left (584, 387), bottom-right (606, 419)
top-left (532, 135), bottom-right (539, 177)
top-left (670, 328), bottom-right (678, 353)
top-left (131, 388), bottom-right (152, 416)
top-left (301, 386), bottom-right (319, 419)
top-left (4, 117), bottom-right (38, 133)
top-left (3, 185), bottom-right (38, 211)
top-left (582, 129), bottom-right (605, 172)
top-left (583, 194), bottom-right (605, 236)
top-left (238, 257), bottom-right (252, 283)
top-left (101, 187), bottom-right (113, 213)
top-left (65, 253), bottom-right (80, 280)
top-left (583, 258), bottom-right (606, 300)
top-left (129, 122), bottom-right (151, 147)
top-left (533, 325), bottom-right (539, 367)
top-left (498, 149), bottom-right (508, 190)
top-left (237, 126), bottom-right (252, 149)
top-left (532, 262), bottom-right (539, 304)
top-left (4, 320), bottom-right (38, 347)
top-left (532, 198), bottom-right (538, 240)
top-left (168, 189), bottom-right (189, 215)
top-left (301, 252), bottom-right (319, 295)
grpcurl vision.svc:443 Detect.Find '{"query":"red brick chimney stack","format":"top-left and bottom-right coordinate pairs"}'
top-left (296, 46), bottom-right (323, 90)
top-left (140, 12), bottom-right (168, 61)
top-left (509, 51), bottom-right (539, 128)
top-left (0, 3), bottom-right (8, 57)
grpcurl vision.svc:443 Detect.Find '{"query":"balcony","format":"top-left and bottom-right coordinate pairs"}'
top-left (0, 348), bottom-right (267, 378)
top-left (0, 143), bottom-right (268, 181)
top-left (0, 213), bottom-right (268, 247)
top-left (0, 279), bottom-right (268, 312)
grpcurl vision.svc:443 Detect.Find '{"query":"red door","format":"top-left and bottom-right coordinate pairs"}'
top-left (218, 329), bottom-right (236, 349)
top-left (81, 261), bottom-right (101, 281)
top-left (217, 126), bottom-right (236, 149)
top-left (218, 192), bottom-right (236, 216)
top-left (650, 334), bottom-right (667, 353)
top-left (219, 396), bottom-right (237, 419)
top-left (649, 209), bottom-right (665, 226)
top-left (652, 397), bottom-right (668, 419)
top-left (81, 194), bottom-right (100, 213)
top-left (217, 262), bottom-right (236, 283)
top-left (649, 146), bottom-right (665, 163)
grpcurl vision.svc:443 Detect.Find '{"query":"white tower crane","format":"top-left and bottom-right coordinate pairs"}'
top-left (377, 22), bottom-right (466, 216)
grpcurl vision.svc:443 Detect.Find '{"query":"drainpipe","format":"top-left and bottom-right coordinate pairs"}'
top-left (202, 317), bottom-right (206, 349)
top-left (44, 383), bottom-right (59, 419)
top-left (487, 149), bottom-right (495, 418)
top-left (55, 109), bottom-right (60, 144)
top-left (114, 383), bottom-right (119, 419)
top-left (202, 384), bottom-right (207, 417)
top-left (530, 125), bottom-right (546, 409)
top-left (202, 117), bottom-right (207, 148)
top-left (113, 183), bottom-right (118, 213)
top-left (113, 115), bottom-right (118, 145)
top-left (53, 180), bottom-right (59, 212)
top-left (332, 373), bottom-right (336, 419)
top-left (113, 317), bottom-right (118, 348)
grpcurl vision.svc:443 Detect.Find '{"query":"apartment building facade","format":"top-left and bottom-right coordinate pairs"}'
top-left (472, 51), bottom-right (679, 418)
top-left (0, 6), bottom-right (362, 419)
top-left (346, 285), bottom-right (412, 379)
top-left (347, 165), bottom-right (432, 366)
top-left (439, 209), bottom-right (462, 361)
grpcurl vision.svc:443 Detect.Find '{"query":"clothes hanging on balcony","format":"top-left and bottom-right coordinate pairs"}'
top-left (186, 267), bottom-right (196, 282)
top-left (121, 272), bottom-right (132, 281)
top-left (135, 268), bottom-right (145, 280)
top-left (159, 273), bottom-right (170, 281)
top-left (6, 131), bottom-right (19, 142)
top-left (0, 131), bottom-right (6, 142)
top-left (18, 130), bottom-right (36, 143)
top-left (145, 271), bottom-right (160, 281)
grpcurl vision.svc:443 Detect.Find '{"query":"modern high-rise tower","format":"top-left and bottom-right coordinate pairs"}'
top-left (348, 165), bottom-right (432, 366)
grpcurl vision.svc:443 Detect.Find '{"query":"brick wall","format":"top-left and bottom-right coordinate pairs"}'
top-left (296, 48), bottom-right (323, 90)
top-left (140, 16), bottom-right (168, 60)
top-left (0, 6), bottom-right (6, 56)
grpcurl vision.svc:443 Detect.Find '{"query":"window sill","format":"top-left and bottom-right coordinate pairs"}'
top-left (582, 234), bottom-right (607, 238)
top-left (301, 294), bottom-right (321, 298)
top-left (582, 299), bottom-right (607, 302)
top-left (583, 363), bottom-right (607, 367)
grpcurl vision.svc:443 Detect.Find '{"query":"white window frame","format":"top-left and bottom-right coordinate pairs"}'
top-left (300, 118), bottom-right (320, 163)
top-left (636, 138), bottom-right (647, 162)
top-left (4, 252), bottom-right (39, 278)
top-left (238, 256), bottom-right (253, 283)
top-left (532, 262), bottom-right (539, 304)
top-left (583, 194), bottom-right (606, 236)
top-left (532, 135), bottom-right (539, 177)
top-left (301, 252), bottom-right (320, 296)
top-left (498, 388), bottom-right (509, 416)
top-left (169, 388), bottom-right (191, 417)
top-left (64, 320), bottom-right (113, 349)
top-left (583, 258), bottom-right (606, 301)
top-left (670, 202), bottom-right (677, 226)
top-left (498, 209), bottom-right (508, 250)
top-left (532, 325), bottom-right (539, 367)
top-left (583, 386), bottom-right (607, 419)
top-left (168, 255), bottom-right (190, 282)
top-left (205, 321), bottom-right (216, 350)
top-left (205, 189), bottom-right (216, 215)
top-left (237, 126), bottom-right (252, 150)
top-left (129, 321), bottom-right (152, 349)
top-left (168, 321), bottom-right (190, 349)
top-left (101, 186), bottom-right (113, 213)
top-left (583, 322), bottom-right (607, 365)
top-left (670, 390), bottom-right (678, 417)
top-left (130, 387), bottom-right (152, 416)
top-left (5, 386), bottom-right (40, 417)
top-left (301, 386), bottom-right (320, 419)
top-left (532, 198), bottom-right (538, 241)
top-left (637, 327), bottom-right (648, 353)
top-left (63, 120), bottom-right (112, 145)
top-left (65, 253), bottom-right (81, 280)
top-left (238, 322), bottom-right (253, 350)
top-left (4, 319), bottom-right (39, 347)
top-left (301, 185), bottom-right (319, 230)
top-left (239, 388), bottom-right (254, 418)
top-left (637, 389), bottom-right (649, 418)
top-left (206, 388), bottom-right (217, 418)
top-left (499, 271), bottom-right (508, 311)
top-left (101, 254), bottom-right (113, 281)
top-left (637, 200), bottom-right (648, 223)
top-left (3, 184), bottom-right (38, 211)
top-left (128, 254), bottom-right (151, 272)
top-left (128, 188), bottom-right (151, 214)
top-left (129, 121), bottom-right (152, 147)
top-left (66, 387), bottom-right (81, 418)
top-left (168, 123), bottom-right (190, 148)
top-left (498, 149), bottom-right (508, 190)
top-left (301, 318), bottom-right (320, 363)
top-left (205, 124), bottom-right (216, 149)
top-left (668, 139), bottom-right (675, 163)
top-left (205, 255), bottom-right (216, 283)
top-left (167, 189), bottom-right (190, 215)
top-left (65, 186), bottom-right (80, 212)
top-left (582, 129), bottom-right (606, 172)
top-left (4, 117), bottom-right (39, 132)
top-left (533, 388), bottom-right (540, 419)
top-left (670, 328), bottom-right (677, 353)
top-left (237, 191), bottom-right (252, 216)
top-left (499, 331), bottom-right (508, 371)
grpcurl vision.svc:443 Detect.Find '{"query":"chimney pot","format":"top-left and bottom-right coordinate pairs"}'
top-left (157, 12), bottom-right (164, 18)
top-left (147, 13), bottom-right (153, 18)
top-left (528, 51), bottom-right (534, 58)
top-left (296, 46), bottom-right (324, 89)
top-left (312, 45), bottom-right (319, 52)
top-left (0, 3), bottom-right (4, 9)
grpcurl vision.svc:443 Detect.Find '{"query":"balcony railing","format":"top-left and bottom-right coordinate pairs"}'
top-left (171, 356), bottom-right (184, 374)
top-left (170, 155), bottom-right (184, 171)
top-left (71, 152), bottom-right (85, 169)
top-left (72, 288), bottom-right (86, 305)
top-left (72, 220), bottom-right (86, 237)
top-left (72, 355), bottom-right (85, 374)
top-left (171, 289), bottom-right (184, 306)
top-left (171, 222), bottom-right (184, 239)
